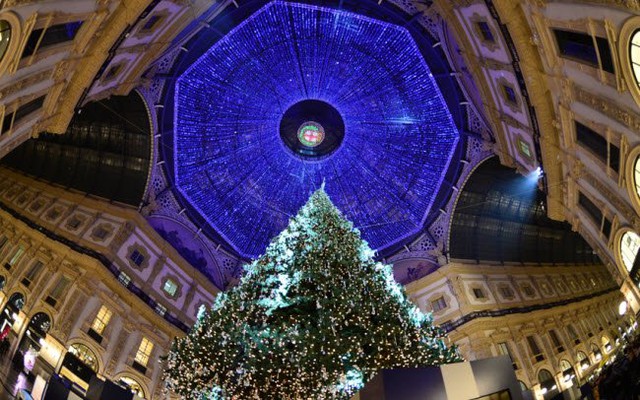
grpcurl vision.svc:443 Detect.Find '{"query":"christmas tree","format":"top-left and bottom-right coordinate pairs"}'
top-left (164, 188), bottom-right (461, 399)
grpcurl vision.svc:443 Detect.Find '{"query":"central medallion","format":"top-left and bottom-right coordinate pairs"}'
top-left (298, 122), bottom-right (325, 147)
top-left (280, 100), bottom-right (345, 160)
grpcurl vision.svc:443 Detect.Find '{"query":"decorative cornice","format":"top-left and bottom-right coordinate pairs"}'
top-left (572, 83), bottom-right (640, 133)
top-left (537, 0), bottom-right (640, 12)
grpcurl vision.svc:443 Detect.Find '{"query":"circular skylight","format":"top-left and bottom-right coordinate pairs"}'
top-left (280, 100), bottom-right (344, 160)
top-left (174, 1), bottom-right (460, 258)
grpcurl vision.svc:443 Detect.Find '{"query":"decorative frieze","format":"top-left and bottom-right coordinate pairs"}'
top-left (572, 84), bottom-right (640, 133)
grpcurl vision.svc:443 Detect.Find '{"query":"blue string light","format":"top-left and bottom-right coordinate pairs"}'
top-left (174, 1), bottom-right (459, 258)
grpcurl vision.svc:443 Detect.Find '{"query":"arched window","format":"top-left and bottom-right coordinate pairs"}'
top-left (538, 369), bottom-right (556, 391)
top-left (68, 344), bottom-right (98, 372)
top-left (6, 292), bottom-right (24, 310)
top-left (0, 292), bottom-right (24, 333)
top-left (16, 312), bottom-right (51, 357)
top-left (560, 359), bottom-right (576, 384)
top-left (591, 343), bottom-right (602, 361)
top-left (577, 350), bottom-right (590, 370)
top-left (620, 231), bottom-right (640, 272)
top-left (118, 376), bottom-right (145, 399)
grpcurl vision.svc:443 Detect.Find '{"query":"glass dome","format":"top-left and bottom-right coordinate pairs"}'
top-left (173, 1), bottom-right (460, 258)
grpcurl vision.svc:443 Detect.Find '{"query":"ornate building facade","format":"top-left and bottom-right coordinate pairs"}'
top-left (0, 0), bottom-right (639, 399)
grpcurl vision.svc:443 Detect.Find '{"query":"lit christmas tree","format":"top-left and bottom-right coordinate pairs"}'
top-left (164, 188), bottom-right (461, 399)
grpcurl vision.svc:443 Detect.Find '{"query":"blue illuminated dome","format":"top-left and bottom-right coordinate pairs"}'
top-left (173, 1), bottom-right (460, 259)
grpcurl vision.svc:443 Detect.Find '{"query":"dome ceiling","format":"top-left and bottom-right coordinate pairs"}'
top-left (168, 1), bottom-right (463, 259)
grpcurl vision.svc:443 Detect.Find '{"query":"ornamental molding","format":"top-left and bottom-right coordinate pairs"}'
top-left (536, 0), bottom-right (640, 11)
top-left (581, 170), bottom-right (640, 232)
top-left (572, 83), bottom-right (640, 133)
top-left (0, 69), bottom-right (51, 101)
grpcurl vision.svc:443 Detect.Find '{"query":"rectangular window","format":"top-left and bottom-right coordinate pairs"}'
top-left (578, 192), bottom-right (611, 239)
top-left (141, 15), bottom-right (162, 32)
top-left (567, 324), bottom-right (581, 344)
top-left (575, 121), bottom-right (620, 173)
top-left (93, 225), bottom-right (111, 240)
top-left (154, 303), bottom-right (166, 316)
top-left (22, 260), bottom-right (43, 287)
top-left (163, 279), bottom-right (178, 297)
top-left (501, 84), bottom-right (517, 104)
top-left (596, 37), bottom-right (615, 73)
top-left (476, 21), bottom-right (495, 43)
top-left (22, 21), bottom-right (84, 58)
top-left (499, 286), bottom-right (514, 299)
top-left (7, 246), bottom-right (25, 268)
top-left (473, 288), bottom-right (485, 299)
top-left (518, 139), bottom-right (532, 159)
top-left (431, 296), bottom-right (447, 312)
top-left (91, 305), bottom-right (112, 335)
top-left (48, 276), bottom-right (70, 301)
top-left (553, 29), bottom-right (614, 73)
top-left (134, 337), bottom-right (154, 367)
top-left (578, 192), bottom-right (602, 226)
top-left (527, 335), bottom-right (544, 362)
top-left (549, 330), bottom-right (564, 353)
top-left (2, 96), bottom-right (46, 135)
top-left (118, 271), bottom-right (131, 287)
top-left (103, 64), bottom-right (123, 81)
top-left (129, 250), bottom-right (145, 267)
top-left (602, 217), bottom-right (612, 239)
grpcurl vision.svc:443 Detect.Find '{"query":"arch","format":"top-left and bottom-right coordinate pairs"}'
top-left (559, 359), bottom-right (572, 371)
top-left (615, 228), bottom-right (640, 274)
top-left (67, 342), bottom-right (100, 373)
top-left (601, 334), bottom-right (612, 352)
top-left (590, 342), bottom-right (602, 361)
top-left (559, 359), bottom-right (577, 386)
top-left (114, 374), bottom-right (148, 399)
top-left (5, 292), bottom-right (25, 309)
top-left (0, 292), bottom-right (25, 330)
top-left (576, 351), bottom-right (590, 371)
top-left (537, 368), bottom-right (556, 391)
top-left (619, 16), bottom-right (640, 108)
top-left (15, 311), bottom-right (51, 361)
top-left (0, 11), bottom-right (22, 76)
